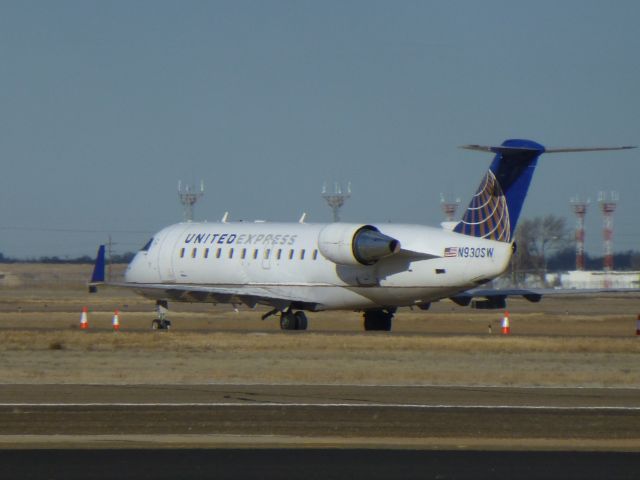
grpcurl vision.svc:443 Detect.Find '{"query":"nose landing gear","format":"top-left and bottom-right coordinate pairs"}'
top-left (152, 300), bottom-right (172, 330)
top-left (152, 318), bottom-right (172, 330)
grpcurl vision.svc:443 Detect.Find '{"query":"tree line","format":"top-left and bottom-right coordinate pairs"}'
top-left (510, 215), bottom-right (640, 285)
top-left (0, 252), bottom-right (136, 264)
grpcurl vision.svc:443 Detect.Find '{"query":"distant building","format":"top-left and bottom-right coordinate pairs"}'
top-left (546, 270), bottom-right (640, 289)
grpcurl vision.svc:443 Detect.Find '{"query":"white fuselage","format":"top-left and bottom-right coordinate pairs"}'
top-left (125, 221), bottom-right (512, 311)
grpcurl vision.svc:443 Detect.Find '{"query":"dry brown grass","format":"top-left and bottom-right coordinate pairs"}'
top-left (1, 264), bottom-right (640, 387)
top-left (0, 330), bottom-right (638, 387)
top-left (1, 330), bottom-right (639, 354)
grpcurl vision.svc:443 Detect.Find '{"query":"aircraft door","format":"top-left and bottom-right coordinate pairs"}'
top-left (156, 226), bottom-right (188, 282)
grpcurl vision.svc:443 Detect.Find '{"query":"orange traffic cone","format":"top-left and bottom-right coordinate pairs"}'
top-left (501, 311), bottom-right (510, 335)
top-left (112, 309), bottom-right (120, 332)
top-left (80, 307), bottom-right (89, 330)
top-left (636, 314), bottom-right (640, 336)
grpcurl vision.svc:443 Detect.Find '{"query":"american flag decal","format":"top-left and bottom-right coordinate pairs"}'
top-left (444, 247), bottom-right (458, 257)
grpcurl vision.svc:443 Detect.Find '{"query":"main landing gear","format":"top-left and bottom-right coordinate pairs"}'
top-left (152, 300), bottom-right (172, 330)
top-left (279, 310), bottom-right (308, 331)
top-left (262, 307), bottom-right (309, 331)
top-left (363, 308), bottom-right (394, 331)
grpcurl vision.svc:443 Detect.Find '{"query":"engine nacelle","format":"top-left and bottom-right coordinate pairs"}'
top-left (318, 223), bottom-right (401, 266)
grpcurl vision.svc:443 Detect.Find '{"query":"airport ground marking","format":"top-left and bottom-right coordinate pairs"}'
top-left (10, 382), bottom-right (640, 390)
top-left (1, 402), bottom-right (640, 411)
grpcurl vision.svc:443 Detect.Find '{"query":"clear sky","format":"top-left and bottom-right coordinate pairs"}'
top-left (1, 1), bottom-right (638, 258)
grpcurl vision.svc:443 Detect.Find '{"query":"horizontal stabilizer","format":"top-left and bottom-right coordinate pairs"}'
top-left (460, 144), bottom-right (543, 154)
top-left (545, 146), bottom-right (636, 153)
top-left (461, 144), bottom-right (636, 155)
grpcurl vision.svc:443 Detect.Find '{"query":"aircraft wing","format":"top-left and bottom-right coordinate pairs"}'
top-left (95, 281), bottom-right (322, 312)
top-left (449, 287), bottom-right (640, 309)
top-left (89, 245), bottom-right (320, 310)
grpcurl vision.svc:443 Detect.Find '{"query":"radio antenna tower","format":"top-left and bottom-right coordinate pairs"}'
top-left (599, 191), bottom-right (618, 283)
top-left (178, 180), bottom-right (204, 222)
top-left (322, 181), bottom-right (351, 222)
top-left (440, 193), bottom-right (461, 221)
top-left (570, 196), bottom-right (590, 271)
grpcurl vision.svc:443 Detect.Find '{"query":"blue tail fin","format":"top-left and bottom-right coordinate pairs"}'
top-left (453, 139), bottom-right (545, 243)
top-left (90, 245), bottom-right (106, 284)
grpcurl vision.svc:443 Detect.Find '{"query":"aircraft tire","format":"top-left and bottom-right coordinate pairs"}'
top-left (280, 312), bottom-right (296, 330)
top-left (364, 316), bottom-right (384, 331)
top-left (363, 312), bottom-right (393, 332)
top-left (380, 316), bottom-right (392, 332)
top-left (363, 317), bottom-right (374, 331)
top-left (294, 311), bottom-right (308, 331)
top-left (152, 319), bottom-right (171, 330)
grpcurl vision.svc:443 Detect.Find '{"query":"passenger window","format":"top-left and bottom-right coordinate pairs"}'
top-left (216, 248), bottom-right (221, 259)
top-left (277, 249), bottom-right (282, 260)
top-left (229, 248), bottom-right (234, 259)
top-left (204, 248), bottom-right (209, 259)
top-left (191, 248), bottom-right (197, 258)
top-left (289, 249), bottom-right (294, 260)
top-left (264, 249), bottom-right (271, 259)
top-left (180, 248), bottom-right (185, 258)
top-left (253, 249), bottom-right (258, 259)
top-left (312, 249), bottom-right (318, 260)
top-left (300, 249), bottom-right (305, 260)
top-left (241, 248), bottom-right (247, 259)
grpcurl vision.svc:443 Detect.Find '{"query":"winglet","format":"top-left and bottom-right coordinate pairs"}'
top-left (89, 245), bottom-right (106, 292)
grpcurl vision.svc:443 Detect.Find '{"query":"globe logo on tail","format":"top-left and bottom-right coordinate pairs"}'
top-left (455, 170), bottom-right (511, 243)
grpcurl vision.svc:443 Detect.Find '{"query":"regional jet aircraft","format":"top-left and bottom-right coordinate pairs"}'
top-left (89, 139), bottom-right (635, 331)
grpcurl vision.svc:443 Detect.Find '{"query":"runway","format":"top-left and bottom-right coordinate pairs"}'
top-left (1, 384), bottom-right (640, 478)
top-left (2, 449), bottom-right (640, 480)
top-left (1, 384), bottom-right (639, 449)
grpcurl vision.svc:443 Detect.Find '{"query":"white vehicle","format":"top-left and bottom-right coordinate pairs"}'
top-left (90, 139), bottom-right (635, 331)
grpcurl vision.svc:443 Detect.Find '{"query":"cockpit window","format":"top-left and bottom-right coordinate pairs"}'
top-left (141, 238), bottom-right (153, 252)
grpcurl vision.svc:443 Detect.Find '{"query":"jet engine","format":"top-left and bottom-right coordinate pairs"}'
top-left (318, 224), bottom-right (401, 266)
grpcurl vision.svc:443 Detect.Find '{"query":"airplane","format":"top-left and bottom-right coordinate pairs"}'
top-left (89, 139), bottom-right (636, 331)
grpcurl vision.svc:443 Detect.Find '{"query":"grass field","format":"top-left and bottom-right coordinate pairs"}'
top-left (1, 264), bottom-right (639, 387)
